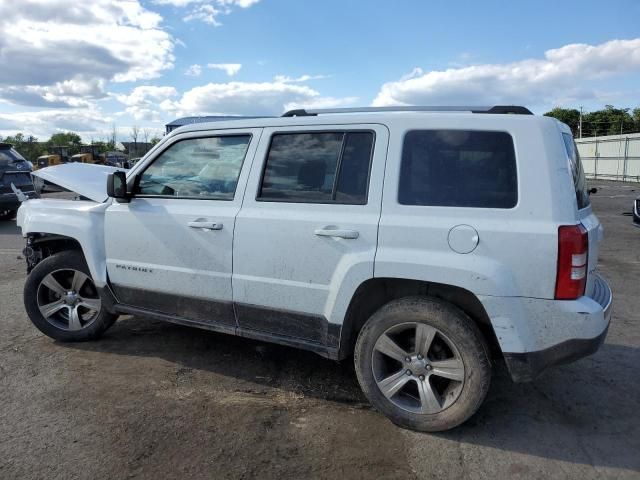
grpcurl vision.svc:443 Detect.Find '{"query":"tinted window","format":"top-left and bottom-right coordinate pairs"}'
top-left (259, 131), bottom-right (374, 204)
top-left (562, 133), bottom-right (590, 209)
top-left (399, 130), bottom-right (517, 208)
top-left (137, 135), bottom-right (250, 200)
top-left (0, 147), bottom-right (28, 168)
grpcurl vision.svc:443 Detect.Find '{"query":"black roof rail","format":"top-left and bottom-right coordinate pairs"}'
top-left (281, 105), bottom-right (533, 117)
top-left (0, 142), bottom-right (14, 149)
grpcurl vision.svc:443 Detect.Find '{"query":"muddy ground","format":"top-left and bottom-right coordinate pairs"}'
top-left (0, 181), bottom-right (638, 479)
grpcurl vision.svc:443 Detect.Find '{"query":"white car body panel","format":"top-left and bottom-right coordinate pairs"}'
top-left (233, 124), bottom-right (389, 340)
top-left (31, 162), bottom-right (125, 202)
top-left (104, 128), bottom-right (262, 321)
top-left (17, 199), bottom-right (111, 286)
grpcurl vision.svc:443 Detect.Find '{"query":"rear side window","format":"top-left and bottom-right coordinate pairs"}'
top-left (399, 130), bottom-right (517, 208)
top-left (562, 133), bottom-right (590, 209)
top-left (258, 131), bottom-right (374, 204)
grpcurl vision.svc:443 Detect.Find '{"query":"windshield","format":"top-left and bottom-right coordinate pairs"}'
top-left (0, 148), bottom-right (28, 167)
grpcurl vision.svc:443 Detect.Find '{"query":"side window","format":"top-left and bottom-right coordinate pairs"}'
top-left (258, 131), bottom-right (374, 204)
top-left (399, 130), bottom-right (517, 208)
top-left (136, 135), bottom-right (251, 200)
top-left (562, 133), bottom-right (590, 209)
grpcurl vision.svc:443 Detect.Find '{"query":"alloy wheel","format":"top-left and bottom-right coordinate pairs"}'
top-left (371, 322), bottom-right (465, 414)
top-left (36, 268), bottom-right (101, 331)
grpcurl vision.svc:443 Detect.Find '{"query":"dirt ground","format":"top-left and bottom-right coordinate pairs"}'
top-left (0, 181), bottom-right (638, 479)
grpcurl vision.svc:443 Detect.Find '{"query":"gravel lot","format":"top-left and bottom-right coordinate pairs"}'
top-left (0, 182), bottom-right (638, 479)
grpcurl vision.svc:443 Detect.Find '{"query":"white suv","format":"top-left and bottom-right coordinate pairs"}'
top-left (17, 106), bottom-right (612, 432)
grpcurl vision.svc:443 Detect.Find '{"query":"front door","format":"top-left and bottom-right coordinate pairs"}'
top-left (233, 124), bottom-right (388, 345)
top-left (105, 129), bottom-right (261, 326)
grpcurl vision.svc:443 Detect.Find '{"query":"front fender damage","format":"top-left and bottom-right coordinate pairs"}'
top-left (17, 199), bottom-right (110, 287)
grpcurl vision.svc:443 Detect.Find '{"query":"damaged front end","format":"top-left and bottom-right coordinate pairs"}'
top-left (29, 162), bottom-right (126, 202)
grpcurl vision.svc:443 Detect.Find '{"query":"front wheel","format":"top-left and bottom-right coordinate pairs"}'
top-left (24, 250), bottom-right (118, 342)
top-left (354, 296), bottom-right (491, 432)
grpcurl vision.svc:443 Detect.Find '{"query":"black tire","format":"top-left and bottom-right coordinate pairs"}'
top-left (0, 209), bottom-right (17, 221)
top-left (24, 250), bottom-right (118, 342)
top-left (354, 296), bottom-right (491, 432)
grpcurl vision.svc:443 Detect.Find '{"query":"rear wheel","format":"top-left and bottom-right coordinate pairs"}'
top-left (24, 250), bottom-right (117, 341)
top-left (354, 296), bottom-right (491, 432)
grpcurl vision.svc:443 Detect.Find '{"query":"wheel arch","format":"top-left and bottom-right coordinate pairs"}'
top-left (338, 277), bottom-right (501, 361)
top-left (24, 232), bottom-right (106, 286)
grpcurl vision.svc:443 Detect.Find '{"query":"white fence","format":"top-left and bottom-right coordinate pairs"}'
top-left (576, 133), bottom-right (640, 182)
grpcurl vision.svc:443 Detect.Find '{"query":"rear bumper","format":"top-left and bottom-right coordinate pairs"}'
top-left (502, 274), bottom-right (612, 382)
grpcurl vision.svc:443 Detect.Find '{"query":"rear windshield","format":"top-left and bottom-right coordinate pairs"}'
top-left (0, 148), bottom-right (28, 167)
top-left (562, 133), bottom-right (590, 209)
top-left (399, 130), bottom-right (517, 208)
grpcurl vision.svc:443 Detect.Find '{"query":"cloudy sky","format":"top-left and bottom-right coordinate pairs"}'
top-left (0, 0), bottom-right (639, 142)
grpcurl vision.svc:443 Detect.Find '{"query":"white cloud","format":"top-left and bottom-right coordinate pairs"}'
top-left (169, 0), bottom-right (260, 25)
top-left (223, 0), bottom-right (260, 7)
top-left (273, 74), bottom-right (331, 83)
top-left (0, 108), bottom-right (111, 141)
top-left (0, 0), bottom-right (175, 108)
top-left (208, 63), bottom-right (242, 76)
top-left (115, 86), bottom-right (179, 122)
top-left (153, 0), bottom-right (203, 6)
top-left (373, 38), bottom-right (640, 108)
top-left (160, 81), bottom-right (356, 117)
top-left (185, 64), bottom-right (203, 77)
top-left (284, 96), bottom-right (359, 112)
top-left (184, 4), bottom-right (223, 25)
top-left (155, 0), bottom-right (259, 6)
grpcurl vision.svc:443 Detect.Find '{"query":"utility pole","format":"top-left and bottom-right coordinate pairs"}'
top-left (579, 106), bottom-right (583, 139)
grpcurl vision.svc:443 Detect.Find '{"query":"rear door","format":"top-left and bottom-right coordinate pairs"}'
top-left (104, 128), bottom-right (261, 326)
top-left (233, 124), bottom-right (388, 346)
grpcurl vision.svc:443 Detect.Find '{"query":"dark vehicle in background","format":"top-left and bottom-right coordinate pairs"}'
top-left (0, 143), bottom-right (37, 221)
top-left (103, 151), bottom-right (130, 168)
top-left (634, 196), bottom-right (640, 227)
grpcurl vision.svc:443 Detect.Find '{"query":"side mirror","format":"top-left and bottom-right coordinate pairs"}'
top-left (588, 187), bottom-right (598, 195)
top-left (107, 171), bottom-right (130, 203)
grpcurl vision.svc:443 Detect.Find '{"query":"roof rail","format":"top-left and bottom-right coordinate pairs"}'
top-left (281, 105), bottom-right (533, 117)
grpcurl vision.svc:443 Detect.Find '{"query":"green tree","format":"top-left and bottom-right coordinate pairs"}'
top-left (149, 136), bottom-right (162, 146)
top-left (48, 132), bottom-right (83, 154)
top-left (544, 107), bottom-right (581, 136)
top-left (1, 133), bottom-right (46, 162)
top-left (582, 105), bottom-right (634, 137)
top-left (546, 105), bottom-right (640, 138)
top-left (632, 108), bottom-right (640, 131)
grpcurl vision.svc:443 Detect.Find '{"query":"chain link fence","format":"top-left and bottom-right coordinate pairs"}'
top-left (576, 133), bottom-right (640, 182)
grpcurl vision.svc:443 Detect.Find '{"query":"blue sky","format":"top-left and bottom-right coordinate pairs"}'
top-left (0, 0), bottom-right (639, 141)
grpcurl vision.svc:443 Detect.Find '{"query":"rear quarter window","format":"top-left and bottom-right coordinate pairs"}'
top-left (562, 133), bottom-right (590, 210)
top-left (399, 130), bottom-right (517, 208)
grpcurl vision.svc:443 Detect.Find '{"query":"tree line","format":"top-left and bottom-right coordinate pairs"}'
top-left (544, 105), bottom-right (640, 138)
top-left (0, 128), bottom-right (162, 162)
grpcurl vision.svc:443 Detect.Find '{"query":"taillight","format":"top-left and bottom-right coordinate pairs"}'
top-left (555, 224), bottom-right (588, 300)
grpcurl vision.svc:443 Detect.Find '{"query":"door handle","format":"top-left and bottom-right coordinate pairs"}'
top-left (188, 221), bottom-right (223, 230)
top-left (314, 227), bottom-right (359, 239)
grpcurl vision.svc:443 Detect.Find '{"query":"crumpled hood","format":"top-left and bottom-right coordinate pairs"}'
top-left (31, 162), bottom-right (126, 202)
